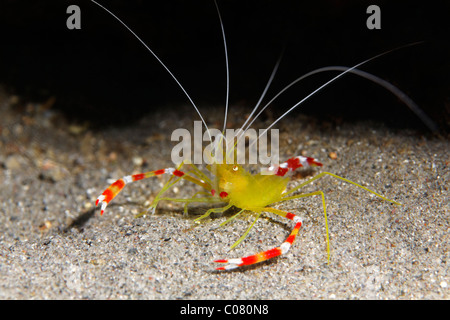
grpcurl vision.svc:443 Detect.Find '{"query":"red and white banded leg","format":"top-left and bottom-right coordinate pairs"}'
top-left (96, 167), bottom-right (210, 215)
top-left (264, 156), bottom-right (323, 177)
top-left (214, 212), bottom-right (303, 270)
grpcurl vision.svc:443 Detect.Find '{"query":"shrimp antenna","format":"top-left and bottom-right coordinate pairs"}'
top-left (252, 41), bottom-right (426, 148)
top-left (310, 66), bottom-right (437, 132)
top-left (90, 0), bottom-right (212, 140)
top-left (236, 50), bottom-right (284, 142)
top-left (213, 0), bottom-right (230, 134)
top-left (243, 48), bottom-right (436, 134)
top-left (226, 51), bottom-right (283, 160)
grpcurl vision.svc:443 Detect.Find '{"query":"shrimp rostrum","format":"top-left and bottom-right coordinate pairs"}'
top-left (91, 0), bottom-right (413, 270)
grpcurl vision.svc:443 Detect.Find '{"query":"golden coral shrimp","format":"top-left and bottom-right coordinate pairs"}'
top-left (96, 155), bottom-right (399, 270)
top-left (89, 0), bottom-right (425, 271)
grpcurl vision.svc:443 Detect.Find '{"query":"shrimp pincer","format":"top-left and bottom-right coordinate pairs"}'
top-left (91, 0), bottom-right (407, 270)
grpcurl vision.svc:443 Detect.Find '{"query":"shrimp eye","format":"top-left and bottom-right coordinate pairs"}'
top-left (232, 165), bottom-right (239, 172)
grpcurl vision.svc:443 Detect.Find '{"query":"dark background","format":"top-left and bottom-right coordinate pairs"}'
top-left (0, 0), bottom-right (449, 132)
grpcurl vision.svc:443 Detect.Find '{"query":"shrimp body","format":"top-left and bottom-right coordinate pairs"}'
top-left (211, 155), bottom-right (323, 210)
top-left (213, 163), bottom-right (289, 210)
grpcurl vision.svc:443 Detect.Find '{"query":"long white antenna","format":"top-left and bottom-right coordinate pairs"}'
top-left (236, 53), bottom-right (283, 141)
top-left (213, 0), bottom-right (230, 134)
top-left (252, 42), bottom-right (425, 147)
top-left (90, 0), bottom-right (211, 140)
top-left (312, 66), bottom-right (437, 132)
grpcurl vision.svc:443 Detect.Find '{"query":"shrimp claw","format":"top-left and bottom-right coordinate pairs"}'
top-left (214, 213), bottom-right (303, 270)
top-left (96, 167), bottom-right (203, 215)
top-left (264, 156), bottom-right (323, 176)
